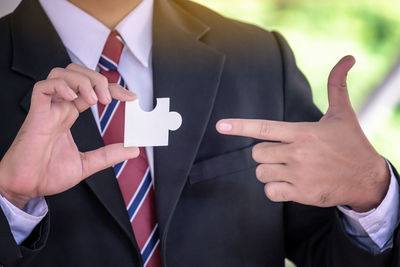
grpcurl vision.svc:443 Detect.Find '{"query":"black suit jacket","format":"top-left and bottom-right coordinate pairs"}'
top-left (0, 0), bottom-right (399, 266)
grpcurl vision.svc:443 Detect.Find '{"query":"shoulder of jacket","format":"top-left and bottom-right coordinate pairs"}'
top-left (172, 0), bottom-right (280, 46)
top-left (0, 14), bottom-right (12, 55)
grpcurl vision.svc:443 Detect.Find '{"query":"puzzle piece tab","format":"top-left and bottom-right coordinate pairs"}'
top-left (124, 98), bottom-right (182, 147)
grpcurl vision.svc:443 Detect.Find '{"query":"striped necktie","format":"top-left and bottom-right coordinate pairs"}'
top-left (97, 31), bottom-right (161, 267)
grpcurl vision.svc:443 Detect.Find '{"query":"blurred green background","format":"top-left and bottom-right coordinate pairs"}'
top-left (194, 0), bottom-right (400, 171)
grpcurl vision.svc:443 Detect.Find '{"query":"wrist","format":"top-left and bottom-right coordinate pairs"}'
top-left (348, 157), bottom-right (390, 213)
top-left (0, 186), bottom-right (28, 210)
top-left (0, 166), bottom-right (29, 210)
top-left (2, 193), bottom-right (28, 210)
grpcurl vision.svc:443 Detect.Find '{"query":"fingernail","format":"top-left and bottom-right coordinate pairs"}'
top-left (132, 147), bottom-right (140, 158)
top-left (126, 90), bottom-right (135, 97)
top-left (91, 91), bottom-right (98, 102)
top-left (106, 91), bottom-right (112, 102)
top-left (218, 122), bottom-right (232, 132)
top-left (69, 89), bottom-right (78, 99)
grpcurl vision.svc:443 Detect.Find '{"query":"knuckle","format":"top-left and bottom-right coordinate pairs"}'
top-left (80, 76), bottom-right (92, 88)
top-left (33, 80), bottom-right (46, 90)
top-left (77, 79), bottom-right (93, 96)
top-left (259, 121), bottom-right (271, 138)
top-left (294, 147), bottom-right (303, 158)
top-left (291, 145), bottom-right (307, 162)
top-left (293, 122), bottom-right (311, 137)
top-left (99, 75), bottom-right (109, 87)
top-left (328, 81), bottom-right (347, 91)
top-left (338, 82), bottom-right (347, 91)
top-left (66, 62), bottom-right (79, 69)
top-left (52, 78), bottom-right (68, 88)
top-left (40, 78), bottom-right (67, 91)
top-left (48, 67), bottom-right (63, 78)
top-left (300, 129), bottom-right (318, 142)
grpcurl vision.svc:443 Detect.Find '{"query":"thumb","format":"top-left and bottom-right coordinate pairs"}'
top-left (80, 143), bottom-right (140, 179)
top-left (327, 55), bottom-right (356, 112)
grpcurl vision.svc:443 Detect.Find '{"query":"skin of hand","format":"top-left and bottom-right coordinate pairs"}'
top-left (217, 56), bottom-right (390, 213)
top-left (0, 63), bottom-right (139, 209)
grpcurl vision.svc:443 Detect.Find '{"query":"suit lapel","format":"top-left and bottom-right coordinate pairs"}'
top-left (10, 0), bottom-right (70, 81)
top-left (12, 0), bottom-right (139, 252)
top-left (152, 0), bottom-right (226, 250)
top-left (70, 110), bottom-right (139, 252)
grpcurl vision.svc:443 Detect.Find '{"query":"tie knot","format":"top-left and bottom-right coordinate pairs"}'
top-left (98, 31), bottom-right (125, 71)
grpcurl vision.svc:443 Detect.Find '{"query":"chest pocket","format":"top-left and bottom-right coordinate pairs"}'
top-left (188, 146), bottom-right (258, 184)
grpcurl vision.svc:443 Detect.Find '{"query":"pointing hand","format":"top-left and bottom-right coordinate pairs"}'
top-left (217, 56), bottom-right (390, 212)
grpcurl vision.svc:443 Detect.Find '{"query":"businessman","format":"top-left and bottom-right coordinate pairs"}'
top-left (0, 0), bottom-right (399, 266)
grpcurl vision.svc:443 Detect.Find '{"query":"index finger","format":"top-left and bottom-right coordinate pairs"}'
top-left (216, 119), bottom-right (302, 142)
top-left (66, 63), bottom-right (111, 105)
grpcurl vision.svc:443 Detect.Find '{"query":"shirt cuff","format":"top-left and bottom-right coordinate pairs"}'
top-left (0, 194), bottom-right (48, 245)
top-left (338, 161), bottom-right (399, 249)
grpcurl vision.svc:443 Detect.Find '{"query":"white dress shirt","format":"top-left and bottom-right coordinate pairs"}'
top-left (0, 0), bottom-right (398, 255)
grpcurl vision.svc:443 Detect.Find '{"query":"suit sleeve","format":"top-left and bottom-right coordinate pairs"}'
top-left (271, 31), bottom-right (400, 267)
top-left (0, 195), bottom-right (47, 245)
top-left (0, 203), bottom-right (50, 266)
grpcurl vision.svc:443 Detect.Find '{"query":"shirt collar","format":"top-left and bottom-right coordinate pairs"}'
top-left (39, 0), bottom-right (153, 70)
top-left (116, 0), bottom-right (153, 68)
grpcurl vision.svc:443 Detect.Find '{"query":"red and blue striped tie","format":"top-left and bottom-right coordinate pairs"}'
top-left (97, 31), bottom-right (161, 267)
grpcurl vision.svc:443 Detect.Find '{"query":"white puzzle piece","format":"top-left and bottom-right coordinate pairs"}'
top-left (124, 98), bottom-right (182, 147)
